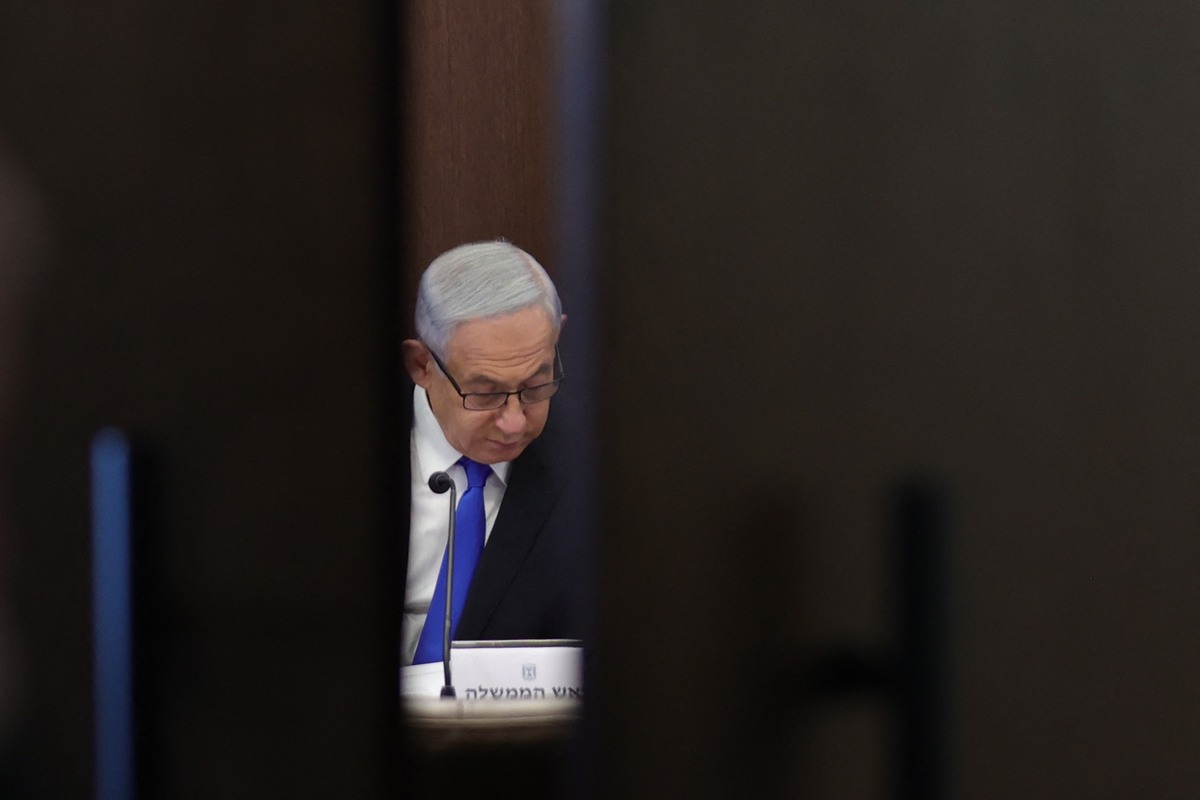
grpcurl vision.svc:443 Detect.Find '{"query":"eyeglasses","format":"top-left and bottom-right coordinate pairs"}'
top-left (425, 344), bottom-right (564, 411)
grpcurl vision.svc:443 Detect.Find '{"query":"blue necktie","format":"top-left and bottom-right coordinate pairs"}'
top-left (412, 457), bottom-right (491, 665)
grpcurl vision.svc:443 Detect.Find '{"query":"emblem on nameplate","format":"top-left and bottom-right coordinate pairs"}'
top-left (522, 664), bottom-right (537, 681)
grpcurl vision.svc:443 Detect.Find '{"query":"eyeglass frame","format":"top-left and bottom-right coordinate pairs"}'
top-left (423, 342), bottom-right (565, 411)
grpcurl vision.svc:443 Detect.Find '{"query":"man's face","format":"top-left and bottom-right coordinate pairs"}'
top-left (405, 306), bottom-right (559, 465)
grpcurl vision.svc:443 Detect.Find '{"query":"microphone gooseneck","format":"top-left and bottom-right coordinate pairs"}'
top-left (427, 471), bottom-right (457, 697)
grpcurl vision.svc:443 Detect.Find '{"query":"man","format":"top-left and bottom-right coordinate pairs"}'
top-left (400, 241), bottom-right (581, 666)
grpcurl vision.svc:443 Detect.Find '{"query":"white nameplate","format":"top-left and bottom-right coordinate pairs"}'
top-left (451, 639), bottom-right (583, 702)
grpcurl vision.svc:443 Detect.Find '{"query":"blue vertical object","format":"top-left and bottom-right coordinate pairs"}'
top-left (412, 457), bottom-right (491, 665)
top-left (91, 428), bottom-right (135, 800)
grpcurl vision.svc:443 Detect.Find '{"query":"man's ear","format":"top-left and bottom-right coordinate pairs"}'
top-left (559, 313), bottom-right (568, 335)
top-left (401, 339), bottom-right (434, 387)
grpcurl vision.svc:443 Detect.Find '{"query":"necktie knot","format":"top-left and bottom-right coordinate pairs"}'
top-left (459, 457), bottom-right (491, 490)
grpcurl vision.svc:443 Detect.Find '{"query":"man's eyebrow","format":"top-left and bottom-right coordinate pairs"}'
top-left (461, 374), bottom-right (503, 391)
top-left (462, 359), bottom-right (554, 391)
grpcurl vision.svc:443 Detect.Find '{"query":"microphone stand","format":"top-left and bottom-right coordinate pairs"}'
top-left (427, 471), bottom-right (457, 699)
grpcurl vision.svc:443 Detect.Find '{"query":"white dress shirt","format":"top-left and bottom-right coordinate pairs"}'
top-left (401, 384), bottom-right (511, 665)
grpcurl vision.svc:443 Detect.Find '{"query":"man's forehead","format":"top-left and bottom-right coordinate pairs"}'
top-left (444, 308), bottom-right (557, 362)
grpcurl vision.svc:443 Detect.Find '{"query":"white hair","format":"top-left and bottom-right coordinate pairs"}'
top-left (414, 241), bottom-right (562, 355)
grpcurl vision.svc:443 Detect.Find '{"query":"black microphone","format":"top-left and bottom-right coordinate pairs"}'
top-left (427, 471), bottom-right (458, 698)
top-left (428, 471), bottom-right (454, 495)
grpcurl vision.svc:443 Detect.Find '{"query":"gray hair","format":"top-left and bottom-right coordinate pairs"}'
top-left (414, 241), bottom-right (562, 355)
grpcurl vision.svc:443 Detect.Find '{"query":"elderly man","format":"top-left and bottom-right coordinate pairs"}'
top-left (400, 241), bottom-right (581, 666)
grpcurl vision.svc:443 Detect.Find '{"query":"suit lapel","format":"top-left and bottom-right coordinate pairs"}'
top-left (455, 428), bottom-right (563, 639)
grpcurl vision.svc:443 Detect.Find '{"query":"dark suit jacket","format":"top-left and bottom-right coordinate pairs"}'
top-left (419, 401), bottom-right (587, 644)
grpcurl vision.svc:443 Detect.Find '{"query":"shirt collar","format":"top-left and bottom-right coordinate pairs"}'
top-left (412, 384), bottom-right (511, 485)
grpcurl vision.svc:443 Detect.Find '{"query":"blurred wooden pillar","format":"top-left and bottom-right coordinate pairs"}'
top-left (1, 3), bottom-right (402, 797)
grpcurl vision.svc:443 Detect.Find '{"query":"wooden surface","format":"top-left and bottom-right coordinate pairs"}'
top-left (402, 0), bottom-right (556, 317)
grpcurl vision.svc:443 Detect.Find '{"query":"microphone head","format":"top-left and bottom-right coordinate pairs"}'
top-left (428, 471), bottom-right (453, 494)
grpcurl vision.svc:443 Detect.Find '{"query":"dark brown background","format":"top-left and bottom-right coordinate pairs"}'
top-left (403, 1), bottom-right (554, 310)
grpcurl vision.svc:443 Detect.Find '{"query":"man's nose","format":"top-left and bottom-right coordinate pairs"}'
top-left (495, 394), bottom-right (525, 433)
